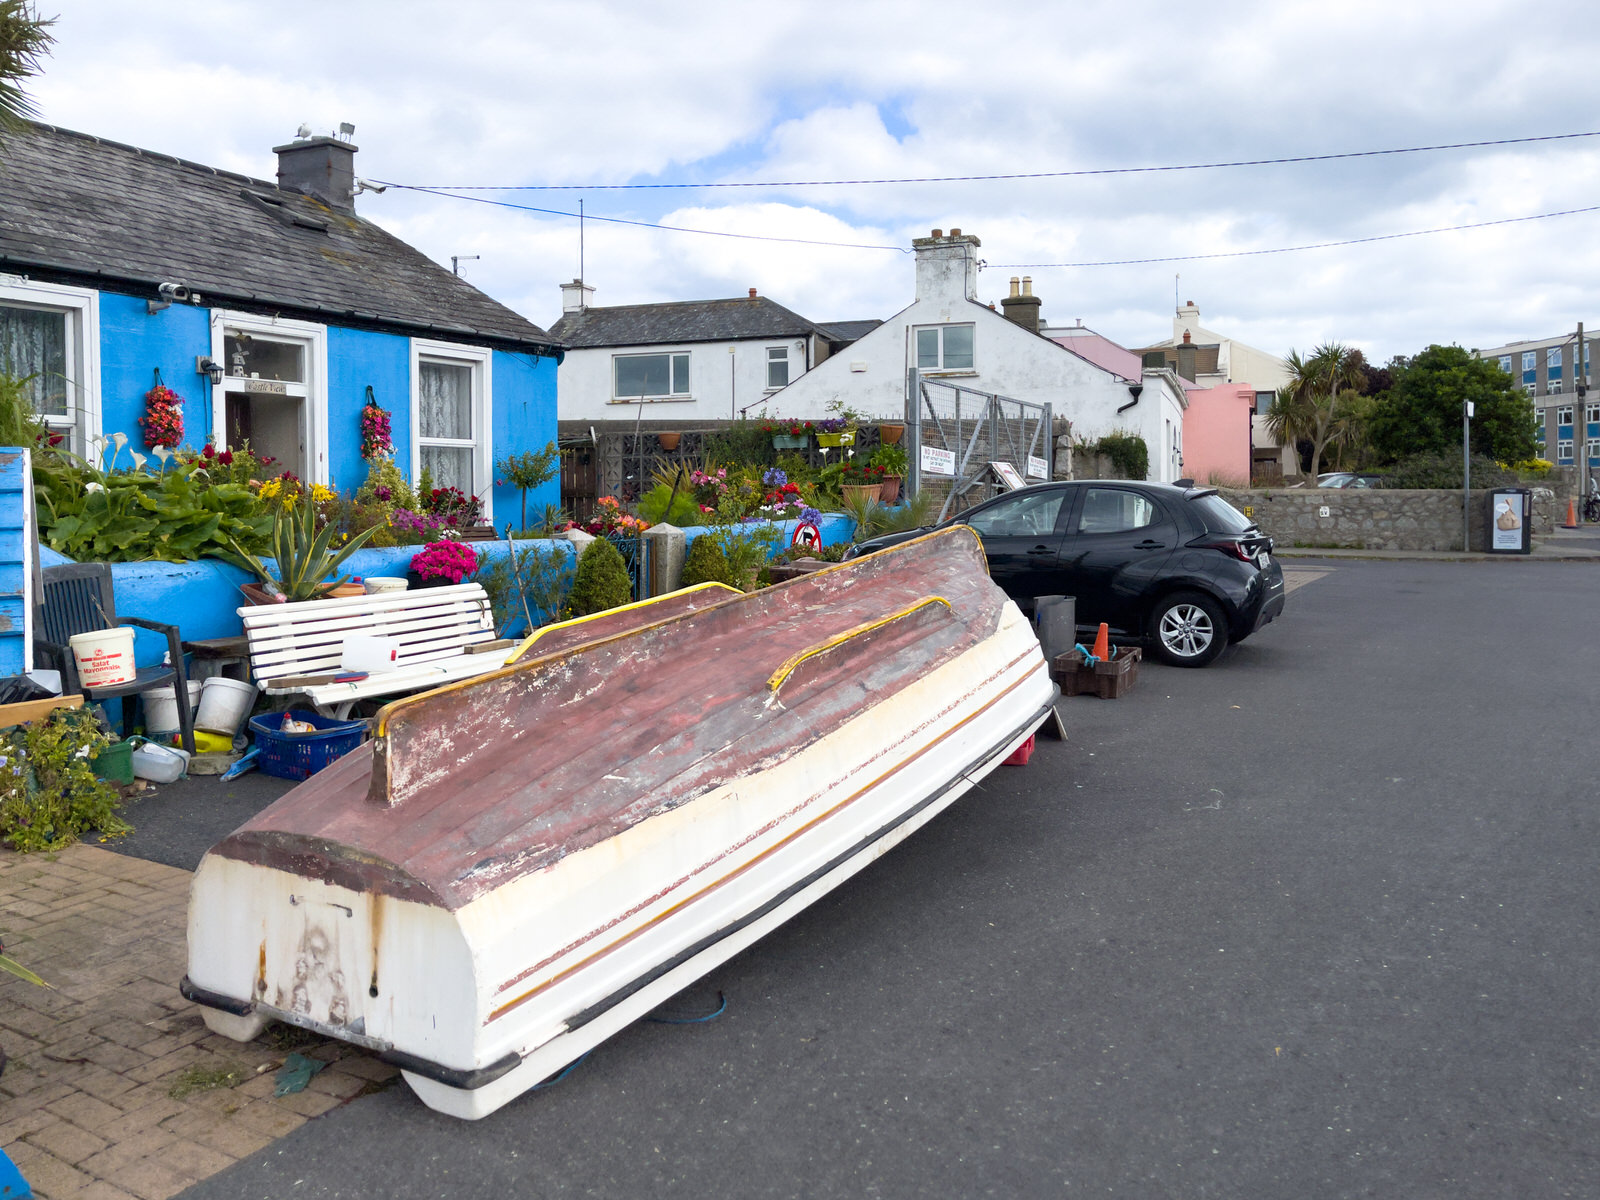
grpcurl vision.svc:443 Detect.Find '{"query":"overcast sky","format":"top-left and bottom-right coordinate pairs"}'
top-left (27, 0), bottom-right (1600, 366)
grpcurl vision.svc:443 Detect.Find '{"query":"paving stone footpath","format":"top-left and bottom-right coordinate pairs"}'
top-left (1, 844), bottom-right (397, 1200)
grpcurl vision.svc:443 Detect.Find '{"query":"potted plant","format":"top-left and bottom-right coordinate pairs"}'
top-left (878, 421), bottom-right (905, 445)
top-left (762, 419), bottom-right (812, 451)
top-left (868, 443), bottom-right (908, 504)
top-left (408, 539), bottom-right (480, 589)
top-left (840, 460), bottom-right (886, 504)
top-left (226, 486), bottom-right (380, 602)
top-left (657, 431), bottom-right (681, 452)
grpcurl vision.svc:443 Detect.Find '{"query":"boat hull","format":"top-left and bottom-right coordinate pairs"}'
top-left (184, 528), bottom-right (1057, 1118)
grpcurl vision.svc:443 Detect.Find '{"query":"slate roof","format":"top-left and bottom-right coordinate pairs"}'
top-left (815, 319), bottom-right (884, 346)
top-left (550, 295), bottom-right (824, 349)
top-left (0, 123), bottom-right (558, 352)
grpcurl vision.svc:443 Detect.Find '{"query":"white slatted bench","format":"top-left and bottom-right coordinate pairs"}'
top-left (239, 583), bottom-right (504, 718)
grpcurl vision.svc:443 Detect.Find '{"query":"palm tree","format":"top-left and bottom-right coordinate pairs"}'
top-left (1265, 342), bottom-right (1366, 483)
top-left (0, 1), bottom-right (55, 132)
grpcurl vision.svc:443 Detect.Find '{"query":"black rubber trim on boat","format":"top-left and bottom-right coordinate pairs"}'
top-left (377, 1047), bottom-right (524, 1090)
top-left (565, 689), bottom-right (1061, 1035)
top-left (179, 975), bottom-right (255, 1017)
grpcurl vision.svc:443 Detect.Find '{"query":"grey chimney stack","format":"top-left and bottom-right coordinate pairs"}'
top-left (1000, 272), bottom-right (1042, 334)
top-left (274, 130), bottom-right (358, 211)
top-left (1175, 329), bottom-right (1198, 382)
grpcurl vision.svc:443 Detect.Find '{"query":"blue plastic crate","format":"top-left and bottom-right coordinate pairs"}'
top-left (248, 710), bottom-right (367, 781)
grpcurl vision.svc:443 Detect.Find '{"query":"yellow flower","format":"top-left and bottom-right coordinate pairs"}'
top-left (311, 484), bottom-right (337, 503)
top-left (259, 480), bottom-right (281, 499)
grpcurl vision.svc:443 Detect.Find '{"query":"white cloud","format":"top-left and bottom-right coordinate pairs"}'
top-left (21, 0), bottom-right (1600, 364)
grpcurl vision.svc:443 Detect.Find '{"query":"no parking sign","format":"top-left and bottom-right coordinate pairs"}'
top-left (791, 522), bottom-right (822, 551)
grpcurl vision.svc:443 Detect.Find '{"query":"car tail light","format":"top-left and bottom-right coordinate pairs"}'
top-left (1200, 539), bottom-right (1253, 562)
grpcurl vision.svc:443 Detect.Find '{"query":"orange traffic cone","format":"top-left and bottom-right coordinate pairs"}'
top-left (1564, 498), bottom-right (1578, 529)
top-left (1091, 622), bottom-right (1110, 661)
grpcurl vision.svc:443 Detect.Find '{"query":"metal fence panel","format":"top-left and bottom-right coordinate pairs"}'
top-left (910, 381), bottom-right (1053, 520)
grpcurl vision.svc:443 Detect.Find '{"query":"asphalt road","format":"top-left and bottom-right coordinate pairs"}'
top-left (173, 560), bottom-right (1600, 1199)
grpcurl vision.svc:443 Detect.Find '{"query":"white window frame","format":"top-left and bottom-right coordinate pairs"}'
top-left (1557, 406), bottom-right (1574, 426)
top-left (1548, 346), bottom-right (1563, 371)
top-left (211, 311), bottom-right (328, 484)
top-left (1550, 381), bottom-right (1562, 394)
top-left (1523, 351), bottom-right (1538, 373)
top-left (1586, 403), bottom-right (1600, 425)
top-left (1498, 355), bottom-right (1512, 374)
top-left (1589, 439), bottom-right (1600, 463)
top-left (765, 345), bottom-right (790, 391)
top-left (411, 338), bottom-right (493, 523)
top-left (609, 351), bottom-right (690, 403)
top-left (0, 276), bottom-right (100, 453)
top-left (1558, 439), bottom-right (1574, 461)
top-left (913, 323), bottom-right (977, 373)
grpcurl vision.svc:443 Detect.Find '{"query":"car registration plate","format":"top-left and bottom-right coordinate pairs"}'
top-left (1257, 552), bottom-right (1271, 568)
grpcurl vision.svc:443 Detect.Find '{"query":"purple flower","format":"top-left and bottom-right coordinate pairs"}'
top-left (799, 506), bottom-right (821, 525)
top-left (762, 467), bottom-right (788, 488)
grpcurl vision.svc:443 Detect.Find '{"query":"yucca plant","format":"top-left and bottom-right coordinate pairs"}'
top-left (225, 487), bottom-right (379, 601)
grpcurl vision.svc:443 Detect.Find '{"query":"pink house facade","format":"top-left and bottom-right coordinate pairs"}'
top-left (1180, 384), bottom-right (1255, 485)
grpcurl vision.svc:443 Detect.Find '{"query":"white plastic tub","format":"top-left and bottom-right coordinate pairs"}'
top-left (363, 576), bottom-right (408, 595)
top-left (196, 677), bottom-right (257, 736)
top-left (142, 679), bottom-right (202, 735)
top-left (69, 627), bottom-right (137, 688)
top-left (131, 740), bottom-right (190, 784)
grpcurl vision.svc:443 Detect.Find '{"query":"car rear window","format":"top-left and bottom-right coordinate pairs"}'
top-left (1188, 493), bottom-right (1256, 533)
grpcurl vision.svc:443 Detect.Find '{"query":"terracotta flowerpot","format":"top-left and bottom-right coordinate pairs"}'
top-left (878, 475), bottom-right (902, 505)
top-left (841, 483), bottom-right (882, 505)
top-left (657, 432), bottom-right (681, 451)
top-left (879, 423), bottom-right (905, 445)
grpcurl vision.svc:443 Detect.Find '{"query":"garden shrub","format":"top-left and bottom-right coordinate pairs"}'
top-left (567, 536), bottom-right (633, 616)
top-left (1089, 431), bottom-right (1149, 480)
top-left (0, 707), bottom-right (127, 853)
top-left (476, 540), bottom-right (573, 635)
top-left (1383, 452), bottom-right (1519, 489)
top-left (681, 533), bottom-right (735, 587)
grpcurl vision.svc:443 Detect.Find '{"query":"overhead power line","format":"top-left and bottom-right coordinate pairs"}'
top-left (988, 205), bottom-right (1600, 268)
top-left (375, 130), bottom-right (1600, 193)
top-left (379, 184), bottom-right (908, 252)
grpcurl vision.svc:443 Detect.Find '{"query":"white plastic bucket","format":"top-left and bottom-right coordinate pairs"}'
top-left (195, 676), bottom-right (256, 736)
top-left (68, 627), bottom-right (137, 688)
top-left (142, 679), bottom-right (202, 735)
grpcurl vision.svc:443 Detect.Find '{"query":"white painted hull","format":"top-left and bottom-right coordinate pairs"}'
top-left (186, 537), bottom-right (1055, 1119)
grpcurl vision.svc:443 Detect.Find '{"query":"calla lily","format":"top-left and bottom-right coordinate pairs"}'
top-left (111, 431), bottom-right (128, 449)
top-left (153, 445), bottom-right (171, 462)
top-left (85, 481), bottom-right (104, 493)
top-left (130, 452), bottom-right (147, 471)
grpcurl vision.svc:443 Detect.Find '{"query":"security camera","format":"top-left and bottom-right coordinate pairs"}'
top-left (355, 178), bottom-right (387, 195)
top-left (158, 282), bottom-right (190, 302)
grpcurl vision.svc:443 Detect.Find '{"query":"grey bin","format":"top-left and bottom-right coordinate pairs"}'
top-left (1485, 488), bottom-right (1532, 555)
top-left (1032, 594), bottom-right (1077, 662)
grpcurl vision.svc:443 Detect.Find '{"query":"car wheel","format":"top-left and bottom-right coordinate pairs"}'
top-left (1150, 591), bottom-right (1228, 668)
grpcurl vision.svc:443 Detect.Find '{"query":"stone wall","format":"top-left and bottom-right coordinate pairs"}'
top-left (1216, 487), bottom-right (1556, 552)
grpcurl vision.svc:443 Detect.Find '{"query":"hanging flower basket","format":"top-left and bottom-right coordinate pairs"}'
top-left (138, 372), bottom-right (184, 450)
top-left (815, 431), bottom-right (855, 448)
top-left (878, 423), bottom-right (905, 445)
top-left (657, 432), bottom-right (681, 451)
top-left (360, 388), bottom-right (393, 460)
top-left (772, 434), bottom-right (809, 450)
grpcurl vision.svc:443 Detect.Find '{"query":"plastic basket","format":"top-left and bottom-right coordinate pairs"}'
top-left (248, 710), bottom-right (368, 781)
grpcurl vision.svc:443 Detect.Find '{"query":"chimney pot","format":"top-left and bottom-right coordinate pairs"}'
top-left (1022, 276), bottom-right (1033, 297)
top-left (1009, 276), bottom-right (1020, 297)
top-left (999, 274), bottom-right (1042, 335)
top-left (931, 228), bottom-right (943, 238)
top-left (950, 227), bottom-right (961, 237)
top-left (1182, 331), bottom-right (1191, 344)
top-left (749, 288), bottom-right (757, 299)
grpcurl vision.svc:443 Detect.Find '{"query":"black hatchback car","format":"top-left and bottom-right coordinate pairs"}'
top-left (847, 480), bottom-right (1285, 667)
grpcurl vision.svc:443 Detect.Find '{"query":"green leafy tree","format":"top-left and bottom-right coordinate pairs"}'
top-left (1265, 343), bottom-right (1366, 481)
top-left (0, 2), bottom-right (54, 132)
top-left (496, 441), bottom-right (559, 535)
top-left (681, 532), bottom-right (735, 588)
top-left (1366, 344), bottom-right (1538, 465)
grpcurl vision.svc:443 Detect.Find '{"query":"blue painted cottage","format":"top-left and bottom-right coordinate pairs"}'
top-left (0, 122), bottom-right (562, 523)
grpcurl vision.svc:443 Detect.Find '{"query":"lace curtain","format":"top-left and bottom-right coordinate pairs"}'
top-left (0, 305), bottom-right (68, 416)
top-left (418, 361), bottom-right (474, 493)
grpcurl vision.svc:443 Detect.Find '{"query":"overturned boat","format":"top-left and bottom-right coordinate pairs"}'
top-left (182, 526), bottom-right (1058, 1118)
